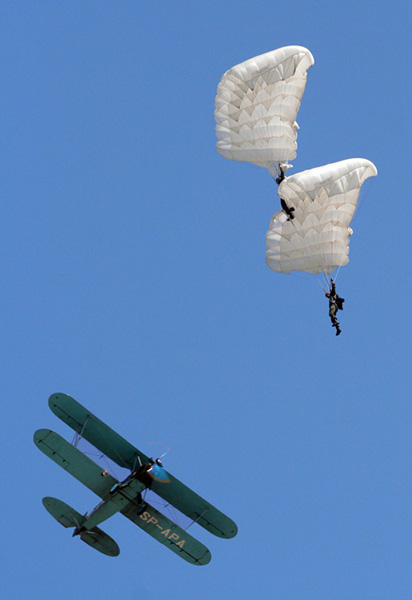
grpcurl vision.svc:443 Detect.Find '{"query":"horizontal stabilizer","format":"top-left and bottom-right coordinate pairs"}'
top-left (43, 496), bottom-right (85, 528)
top-left (79, 528), bottom-right (120, 557)
top-left (42, 497), bottom-right (120, 557)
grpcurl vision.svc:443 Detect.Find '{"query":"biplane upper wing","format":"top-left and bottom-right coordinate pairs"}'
top-left (121, 501), bottom-right (211, 566)
top-left (48, 393), bottom-right (149, 470)
top-left (47, 393), bottom-right (237, 539)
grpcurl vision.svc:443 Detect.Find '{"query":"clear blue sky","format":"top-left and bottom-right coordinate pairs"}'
top-left (3, 2), bottom-right (411, 599)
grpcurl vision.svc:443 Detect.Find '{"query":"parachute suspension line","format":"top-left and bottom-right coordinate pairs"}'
top-left (334, 265), bottom-right (342, 283)
top-left (351, 174), bottom-right (376, 224)
top-left (287, 270), bottom-right (310, 284)
top-left (317, 276), bottom-right (328, 294)
top-left (268, 162), bottom-right (280, 179)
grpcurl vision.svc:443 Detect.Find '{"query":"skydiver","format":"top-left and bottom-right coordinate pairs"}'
top-left (325, 278), bottom-right (344, 336)
top-left (280, 197), bottom-right (295, 221)
top-left (275, 163), bottom-right (288, 186)
top-left (275, 170), bottom-right (285, 186)
top-left (275, 163), bottom-right (295, 220)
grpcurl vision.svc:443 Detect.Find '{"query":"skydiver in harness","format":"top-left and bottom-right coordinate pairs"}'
top-left (275, 163), bottom-right (287, 185)
top-left (325, 278), bottom-right (344, 336)
top-left (275, 163), bottom-right (295, 221)
top-left (280, 198), bottom-right (295, 221)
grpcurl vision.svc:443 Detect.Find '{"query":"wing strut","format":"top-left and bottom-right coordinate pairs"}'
top-left (133, 454), bottom-right (143, 471)
top-left (72, 415), bottom-right (90, 447)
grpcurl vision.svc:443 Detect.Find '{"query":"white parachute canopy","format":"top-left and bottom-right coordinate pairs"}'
top-left (214, 46), bottom-right (314, 171)
top-left (265, 158), bottom-right (378, 275)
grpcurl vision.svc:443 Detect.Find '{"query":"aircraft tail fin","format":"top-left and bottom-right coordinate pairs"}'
top-left (42, 497), bottom-right (120, 557)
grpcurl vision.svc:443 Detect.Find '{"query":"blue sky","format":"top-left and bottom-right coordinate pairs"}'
top-left (3, 2), bottom-right (411, 599)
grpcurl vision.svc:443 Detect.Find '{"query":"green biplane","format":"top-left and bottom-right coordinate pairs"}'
top-left (34, 393), bottom-right (237, 565)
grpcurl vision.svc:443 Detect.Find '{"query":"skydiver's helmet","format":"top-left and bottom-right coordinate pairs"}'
top-left (275, 176), bottom-right (282, 185)
top-left (325, 292), bottom-right (330, 298)
top-left (155, 458), bottom-right (163, 467)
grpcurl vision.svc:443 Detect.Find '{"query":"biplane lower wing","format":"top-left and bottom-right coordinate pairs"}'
top-left (43, 497), bottom-right (120, 557)
top-left (34, 429), bottom-right (117, 500)
top-left (48, 393), bottom-right (148, 471)
top-left (150, 475), bottom-right (238, 539)
top-left (121, 501), bottom-right (211, 565)
top-left (47, 394), bottom-right (238, 539)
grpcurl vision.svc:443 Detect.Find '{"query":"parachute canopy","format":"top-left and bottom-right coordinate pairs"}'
top-left (265, 158), bottom-right (378, 275)
top-left (214, 46), bottom-right (314, 170)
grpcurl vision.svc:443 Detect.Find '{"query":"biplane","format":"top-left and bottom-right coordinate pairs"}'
top-left (34, 393), bottom-right (237, 565)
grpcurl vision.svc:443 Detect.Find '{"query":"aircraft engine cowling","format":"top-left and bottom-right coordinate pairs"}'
top-left (147, 461), bottom-right (171, 484)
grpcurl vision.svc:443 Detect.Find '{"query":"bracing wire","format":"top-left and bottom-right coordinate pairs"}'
top-left (74, 438), bottom-right (126, 481)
